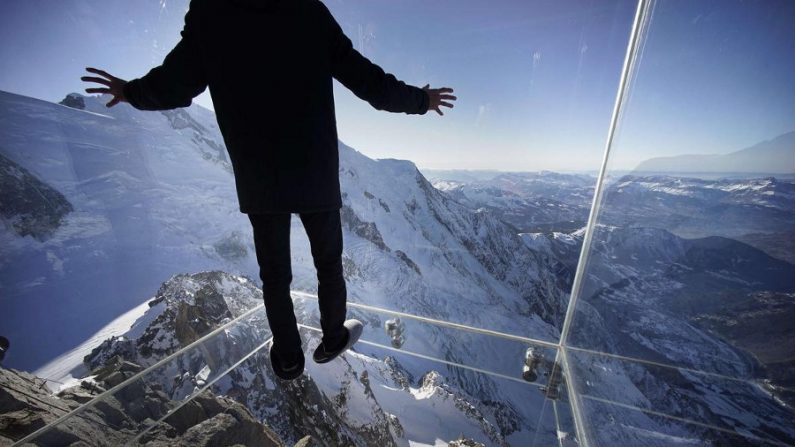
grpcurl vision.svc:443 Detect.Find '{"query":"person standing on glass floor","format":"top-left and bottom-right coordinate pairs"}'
top-left (81, 0), bottom-right (456, 381)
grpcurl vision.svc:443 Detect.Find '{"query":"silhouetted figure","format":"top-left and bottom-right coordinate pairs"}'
top-left (0, 336), bottom-right (9, 362)
top-left (82, 0), bottom-right (455, 381)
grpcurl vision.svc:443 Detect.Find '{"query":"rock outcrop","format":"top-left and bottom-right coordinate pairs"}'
top-left (0, 362), bottom-right (287, 447)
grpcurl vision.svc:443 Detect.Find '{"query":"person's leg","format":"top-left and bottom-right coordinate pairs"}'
top-left (248, 213), bottom-right (302, 363)
top-left (299, 209), bottom-right (347, 349)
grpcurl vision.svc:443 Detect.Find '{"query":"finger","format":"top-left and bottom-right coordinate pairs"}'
top-left (440, 101), bottom-right (454, 108)
top-left (85, 67), bottom-right (115, 80)
top-left (434, 107), bottom-right (443, 116)
top-left (439, 94), bottom-right (457, 101)
top-left (106, 97), bottom-right (120, 108)
top-left (85, 87), bottom-right (111, 94)
top-left (81, 76), bottom-right (112, 86)
top-left (437, 87), bottom-right (454, 94)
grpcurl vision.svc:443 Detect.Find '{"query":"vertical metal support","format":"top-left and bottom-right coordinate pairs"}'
top-left (552, 400), bottom-right (566, 447)
top-left (555, 1), bottom-right (654, 445)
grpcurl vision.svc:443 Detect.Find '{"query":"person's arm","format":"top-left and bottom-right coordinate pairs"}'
top-left (122, 1), bottom-right (207, 110)
top-left (321, 3), bottom-right (455, 115)
top-left (82, 3), bottom-right (207, 110)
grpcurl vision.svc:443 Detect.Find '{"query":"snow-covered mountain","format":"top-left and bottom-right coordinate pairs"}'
top-left (425, 170), bottom-right (595, 233)
top-left (600, 175), bottom-right (795, 239)
top-left (335, 147), bottom-right (568, 334)
top-left (434, 168), bottom-right (795, 262)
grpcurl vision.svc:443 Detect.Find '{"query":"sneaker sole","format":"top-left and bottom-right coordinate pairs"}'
top-left (313, 319), bottom-right (364, 364)
top-left (269, 342), bottom-right (305, 381)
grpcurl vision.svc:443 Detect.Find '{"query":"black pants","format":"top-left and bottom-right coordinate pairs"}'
top-left (248, 210), bottom-right (347, 362)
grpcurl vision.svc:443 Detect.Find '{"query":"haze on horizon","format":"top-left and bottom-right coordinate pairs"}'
top-left (1, 0), bottom-right (793, 172)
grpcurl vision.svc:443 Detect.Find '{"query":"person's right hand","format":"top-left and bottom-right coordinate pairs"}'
top-left (423, 85), bottom-right (456, 116)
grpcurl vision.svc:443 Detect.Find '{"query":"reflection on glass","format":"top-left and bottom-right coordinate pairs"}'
top-left (566, 0), bottom-right (795, 445)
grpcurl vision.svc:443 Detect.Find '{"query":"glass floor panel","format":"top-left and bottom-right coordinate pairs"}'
top-left (14, 294), bottom-right (576, 447)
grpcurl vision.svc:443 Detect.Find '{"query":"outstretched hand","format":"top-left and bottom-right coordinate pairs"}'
top-left (422, 84), bottom-right (456, 116)
top-left (81, 67), bottom-right (128, 108)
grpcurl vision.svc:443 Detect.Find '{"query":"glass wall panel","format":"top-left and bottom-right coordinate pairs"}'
top-left (0, 0), bottom-right (636, 395)
top-left (566, 0), bottom-right (795, 445)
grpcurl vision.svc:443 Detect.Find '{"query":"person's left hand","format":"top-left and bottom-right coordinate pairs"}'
top-left (81, 67), bottom-right (128, 107)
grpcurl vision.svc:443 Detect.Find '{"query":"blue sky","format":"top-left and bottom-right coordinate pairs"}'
top-left (1, 0), bottom-right (793, 171)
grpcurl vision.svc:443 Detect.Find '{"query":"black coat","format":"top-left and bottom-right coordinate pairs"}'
top-left (123, 0), bottom-right (429, 214)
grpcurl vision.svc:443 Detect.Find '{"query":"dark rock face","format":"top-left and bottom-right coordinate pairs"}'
top-left (0, 362), bottom-right (286, 447)
top-left (141, 391), bottom-right (284, 447)
top-left (0, 367), bottom-right (79, 444)
top-left (395, 250), bottom-right (421, 275)
top-left (449, 438), bottom-right (487, 447)
top-left (59, 93), bottom-right (85, 110)
top-left (174, 285), bottom-right (234, 346)
top-left (737, 230), bottom-right (795, 265)
top-left (0, 152), bottom-right (73, 240)
top-left (160, 108), bottom-right (230, 167)
top-left (213, 231), bottom-right (249, 260)
top-left (341, 204), bottom-right (389, 251)
top-left (690, 291), bottom-right (795, 408)
top-left (84, 271), bottom-right (261, 371)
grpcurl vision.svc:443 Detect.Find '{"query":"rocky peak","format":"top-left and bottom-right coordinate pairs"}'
top-left (58, 92), bottom-right (85, 110)
top-left (84, 271), bottom-right (262, 370)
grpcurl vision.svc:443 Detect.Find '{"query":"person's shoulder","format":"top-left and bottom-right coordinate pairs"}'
top-left (187, 0), bottom-right (209, 9)
top-left (185, 0), bottom-right (212, 15)
top-left (302, 0), bottom-right (334, 19)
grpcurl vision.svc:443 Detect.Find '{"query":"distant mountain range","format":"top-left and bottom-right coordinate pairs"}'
top-left (635, 130), bottom-right (795, 174)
